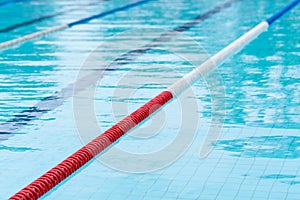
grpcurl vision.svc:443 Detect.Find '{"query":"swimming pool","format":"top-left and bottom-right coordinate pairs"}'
top-left (0, 0), bottom-right (299, 199)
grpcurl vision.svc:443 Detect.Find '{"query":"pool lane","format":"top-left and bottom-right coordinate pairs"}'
top-left (0, 0), bottom-right (241, 140)
top-left (0, 1), bottom-right (110, 33)
top-left (0, 0), bottom-right (153, 49)
top-left (0, 0), bottom-right (33, 7)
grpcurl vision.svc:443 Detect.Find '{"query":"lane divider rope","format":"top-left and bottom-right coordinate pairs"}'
top-left (0, 25), bottom-right (68, 49)
top-left (0, 1), bottom-right (110, 33)
top-left (9, 0), bottom-right (300, 199)
top-left (0, 0), bottom-right (152, 49)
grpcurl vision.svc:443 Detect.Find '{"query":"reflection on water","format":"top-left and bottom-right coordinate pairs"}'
top-left (281, 180), bottom-right (300, 185)
top-left (196, 0), bottom-right (300, 129)
top-left (215, 136), bottom-right (300, 159)
top-left (260, 174), bottom-right (300, 186)
top-left (0, 144), bottom-right (39, 152)
top-left (260, 174), bottom-right (296, 179)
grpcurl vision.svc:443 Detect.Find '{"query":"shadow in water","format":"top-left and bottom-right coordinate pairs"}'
top-left (260, 174), bottom-right (300, 185)
top-left (214, 136), bottom-right (300, 159)
top-left (0, 144), bottom-right (39, 152)
top-left (281, 180), bottom-right (300, 185)
top-left (260, 174), bottom-right (296, 179)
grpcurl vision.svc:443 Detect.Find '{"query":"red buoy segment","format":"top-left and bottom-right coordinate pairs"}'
top-left (10, 91), bottom-right (173, 200)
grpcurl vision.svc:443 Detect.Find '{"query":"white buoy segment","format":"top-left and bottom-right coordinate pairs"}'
top-left (0, 24), bottom-right (68, 49)
top-left (168, 21), bottom-right (269, 96)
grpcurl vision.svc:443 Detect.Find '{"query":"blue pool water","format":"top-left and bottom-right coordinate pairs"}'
top-left (0, 0), bottom-right (299, 199)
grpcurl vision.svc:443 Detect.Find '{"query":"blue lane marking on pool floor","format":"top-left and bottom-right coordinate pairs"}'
top-left (0, 0), bottom-right (241, 138)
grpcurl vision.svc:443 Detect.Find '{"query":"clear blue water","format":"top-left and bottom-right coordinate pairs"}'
top-left (0, 0), bottom-right (299, 199)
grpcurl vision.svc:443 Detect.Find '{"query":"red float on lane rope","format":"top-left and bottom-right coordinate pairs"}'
top-left (10, 91), bottom-right (173, 200)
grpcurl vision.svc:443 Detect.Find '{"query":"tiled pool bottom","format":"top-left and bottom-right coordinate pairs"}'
top-left (3, 119), bottom-right (299, 199)
top-left (47, 126), bottom-right (300, 200)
